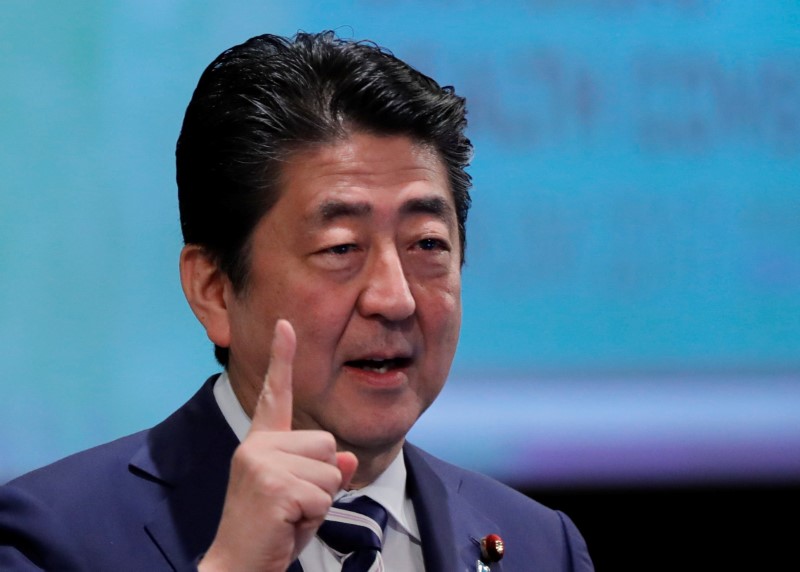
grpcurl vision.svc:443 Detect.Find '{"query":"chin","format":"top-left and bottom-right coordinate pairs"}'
top-left (334, 413), bottom-right (418, 453)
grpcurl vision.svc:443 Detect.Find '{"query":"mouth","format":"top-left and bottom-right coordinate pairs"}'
top-left (344, 357), bottom-right (413, 374)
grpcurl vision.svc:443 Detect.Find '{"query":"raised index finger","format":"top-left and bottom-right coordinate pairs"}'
top-left (250, 318), bottom-right (296, 433)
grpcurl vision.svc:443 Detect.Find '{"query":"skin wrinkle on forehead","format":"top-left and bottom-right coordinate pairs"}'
top-left (285, 132), bottom-right (448, 196)
top-left (311, 196), bottom-right (456, 228)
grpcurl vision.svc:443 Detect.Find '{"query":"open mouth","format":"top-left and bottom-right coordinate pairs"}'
top-left (345, 357), bottom-right (413, 374)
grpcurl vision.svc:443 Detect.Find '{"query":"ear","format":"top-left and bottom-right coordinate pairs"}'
top-left (179, 244), bottom-right (232, 348)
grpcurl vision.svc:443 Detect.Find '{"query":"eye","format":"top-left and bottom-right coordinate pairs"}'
top-left (326, 243), bottom-right (357, 255)
top-left (312, 242), bottom-right (363, 272)
top-left (417, 237), bottom-right (449, 251)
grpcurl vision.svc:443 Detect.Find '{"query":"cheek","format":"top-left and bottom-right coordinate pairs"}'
top-left (418, 295), bottom-right (460, 406)
top-left (421, 284), bottom-right (462, 354)
top-left (285, 287), bottom-right (360, 380)
top-left (290, 286), bottom-right (359, 340)
top-left (434, 275), bottom-right (462, 326)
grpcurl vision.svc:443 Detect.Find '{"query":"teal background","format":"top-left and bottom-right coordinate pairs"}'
top-left (2, 1), bottom-right (799, 485)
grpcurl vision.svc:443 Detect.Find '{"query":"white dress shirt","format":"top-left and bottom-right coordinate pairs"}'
top-left (213, 371), bottom-right (425, 570)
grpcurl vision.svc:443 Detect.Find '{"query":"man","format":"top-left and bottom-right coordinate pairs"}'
top-left (0, 32), bottom-right (594, 571)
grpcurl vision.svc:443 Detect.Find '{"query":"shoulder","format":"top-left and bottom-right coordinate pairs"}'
top-left (1, 429), bottom-right (158, 533)
top-left (5, 429), bottom-right (148, 493)
top-left (405, 441), bottom-right (550, 516)
top-left (0, 431), bottom-right (155, 571)
top-left (404, 443), bottom-right (595, 571)
top-left (0, 377), bottom-right (224, 570)
top-left (1, 373), bottom-right (224, 517)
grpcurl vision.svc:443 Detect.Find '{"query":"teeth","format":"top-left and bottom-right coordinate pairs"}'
top-left (362, 361), bottom-right (390, 373)
top-left (347, 357), bottom-right (411, 373)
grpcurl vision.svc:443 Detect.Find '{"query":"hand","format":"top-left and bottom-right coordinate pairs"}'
top-left (199, 319), bottom-right (358, 572)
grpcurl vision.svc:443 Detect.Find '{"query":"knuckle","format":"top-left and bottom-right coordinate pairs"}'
top-left (230, 442), bottom-right (255, 469)
top-left (303, 489), bottom-right (334, 521)
top-left (316, 463), bottom-right (343, 494)
top-left (319, 431), bottom-right (336, 450)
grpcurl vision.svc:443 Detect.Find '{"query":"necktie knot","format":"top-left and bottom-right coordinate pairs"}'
top-left (317, 496), bottom-right (388, 571)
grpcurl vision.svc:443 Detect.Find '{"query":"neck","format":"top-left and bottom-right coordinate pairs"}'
top-left (226, 366), bottom-right (261, 419)
top-left (343, 439), bottom-right (404, 490)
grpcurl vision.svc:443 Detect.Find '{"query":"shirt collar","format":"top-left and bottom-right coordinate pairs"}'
top-left (213, 370), bottom-right (250, 442)
top-left (335, 451), bottom-right (420, 541)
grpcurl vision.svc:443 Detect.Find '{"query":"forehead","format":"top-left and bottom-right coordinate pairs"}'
top-left (274, 132), bottom-right (455, 223)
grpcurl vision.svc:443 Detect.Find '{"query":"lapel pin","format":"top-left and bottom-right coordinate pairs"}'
top-left (475, 533), bottom-right (504, 570)
top-left (481, 533), bottom-right (504, 563)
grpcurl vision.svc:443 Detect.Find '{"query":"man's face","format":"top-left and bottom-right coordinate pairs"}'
top-left (224, 131), bottom-right (462, 457)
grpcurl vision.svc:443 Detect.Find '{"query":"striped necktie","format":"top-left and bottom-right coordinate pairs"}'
top-left (316, 495), bottom-right (388, 571)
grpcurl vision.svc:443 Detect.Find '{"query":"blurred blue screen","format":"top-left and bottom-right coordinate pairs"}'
top-left (2, 1), bottom-right (799, 486)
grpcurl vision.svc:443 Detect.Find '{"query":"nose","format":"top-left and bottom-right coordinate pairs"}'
top-left (357, 246), bottom-right (416, 322)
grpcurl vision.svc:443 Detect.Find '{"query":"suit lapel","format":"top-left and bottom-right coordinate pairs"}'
top-left (129, 376), bottom-right (239, 570)
top-left (123, 382), bottom-right (506, 571)
top-left (405, 444), bottom-right (504, 572)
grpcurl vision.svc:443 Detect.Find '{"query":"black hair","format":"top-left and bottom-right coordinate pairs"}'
top-left (176, 31), bottom-right (472, 366)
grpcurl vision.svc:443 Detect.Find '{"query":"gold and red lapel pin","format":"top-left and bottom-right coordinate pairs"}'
top-left (475, 533), bottom-right (504, 571)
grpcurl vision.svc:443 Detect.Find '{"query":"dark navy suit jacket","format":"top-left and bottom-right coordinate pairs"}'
top-left (0, 376), bottom-right (594, 571)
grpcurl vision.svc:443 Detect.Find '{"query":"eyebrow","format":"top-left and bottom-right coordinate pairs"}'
top-left (317, 200), bottom-right (371, 222)
top-left (313, 196), bottom-right (455, 225)
top-left (400, 196), bottom-right (456, 224)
